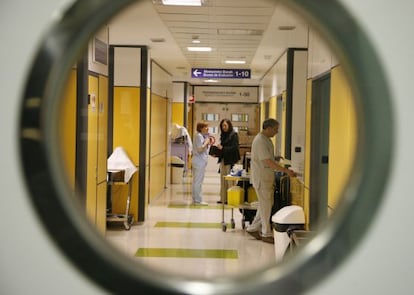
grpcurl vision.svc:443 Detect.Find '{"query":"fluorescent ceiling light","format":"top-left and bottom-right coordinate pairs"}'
top-left (162, 0), bottom-right (202, 6)
top-left (187, 46), bottom-right (212, 52)
top-left (225, 60), bottom-right (246, 64)
top-left (204, 79), bottom-right (218, 83)
top-left (217, 29), bottom-right (264, 36)
top-left (192, 39), bottom-right (201, 44)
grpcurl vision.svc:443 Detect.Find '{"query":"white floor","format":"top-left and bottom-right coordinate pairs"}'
top-left (105, 164), bottom-right (275, 280)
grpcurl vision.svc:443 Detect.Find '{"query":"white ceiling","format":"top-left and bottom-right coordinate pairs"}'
top-left (108, 0), bottom-right (309, 86)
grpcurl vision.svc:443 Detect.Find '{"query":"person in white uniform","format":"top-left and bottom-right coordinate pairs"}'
top-left (246, 118), bottom-right (296, 243)
top-left (191, 122), bottom-right (211, 205)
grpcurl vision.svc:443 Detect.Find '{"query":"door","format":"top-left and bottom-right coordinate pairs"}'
top-left (309, 73), bottom-right (331, 230)
top-left (86, 75), bottom-right (108, 234)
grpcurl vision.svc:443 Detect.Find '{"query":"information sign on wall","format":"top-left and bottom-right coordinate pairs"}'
top-left (194, 86), bottom-right (258, 103)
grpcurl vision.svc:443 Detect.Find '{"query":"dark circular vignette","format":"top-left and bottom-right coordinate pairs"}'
top-left (18, 0), bottom-right (393, 294)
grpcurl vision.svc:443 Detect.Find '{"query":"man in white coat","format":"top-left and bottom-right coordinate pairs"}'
top-left (246, 118), bottom-right (296, 243)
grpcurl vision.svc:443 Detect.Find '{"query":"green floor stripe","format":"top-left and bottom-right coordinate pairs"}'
top-left (155, 221), bottom-right (227, 228)
top-left (135, 248), bottom-right (238, 259)
top-left (168, 204), bottom-right (231, 209)
top-left (175, 191), bottom-right (219, 195)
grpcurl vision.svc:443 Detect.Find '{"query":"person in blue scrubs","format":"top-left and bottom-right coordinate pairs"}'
top-left (192, 122), bottom-right (211, 205)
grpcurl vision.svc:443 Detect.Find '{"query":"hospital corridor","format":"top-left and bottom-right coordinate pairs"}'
top-left (105, 167), bottom-right (276, 279)
top-left (6, 0), bottom-right (409, 294)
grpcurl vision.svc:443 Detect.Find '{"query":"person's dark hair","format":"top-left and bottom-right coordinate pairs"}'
top-left (196, 122), bottom-right (208, 132)
top-left (262, 118), bottom-right (279, 130)
top-left (219, 118), bottom-right (233, 133)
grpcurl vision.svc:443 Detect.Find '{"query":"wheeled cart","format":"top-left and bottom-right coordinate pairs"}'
top-left (221, 172), bottom-right (294, 232)
top-left (106, 147), bottom-right (138, 231)
top-left (221, 175), bottom-right (257, 232)
top-left (220, 203), bottom-right (258, 232)
top-left (106, 170), bottom-right (134, 230)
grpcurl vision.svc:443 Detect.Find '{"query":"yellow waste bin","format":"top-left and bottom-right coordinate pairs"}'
top-left (227, 186), bottom-right (244, 206)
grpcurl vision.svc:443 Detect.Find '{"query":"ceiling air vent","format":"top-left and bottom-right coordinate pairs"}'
top-left (150, 38), bottom-right (166, 43)
top-left (278, 25), bottom-right (296, 31)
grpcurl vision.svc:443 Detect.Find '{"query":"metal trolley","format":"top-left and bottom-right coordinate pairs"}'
top-left (106, 169), bottom-right (134, 230)
top-left (221, 175), bottom-right (257, 232)
top-left (106, 147), bottom-right (138, 231)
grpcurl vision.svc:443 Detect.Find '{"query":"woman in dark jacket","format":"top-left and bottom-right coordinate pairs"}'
top-left (216, 118), bottom-right (240, 203)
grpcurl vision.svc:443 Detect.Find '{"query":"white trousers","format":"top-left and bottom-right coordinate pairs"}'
top-left (192, 161), bottom-right (207, 203)
top-left (247, 184), bottom-right (275, 237)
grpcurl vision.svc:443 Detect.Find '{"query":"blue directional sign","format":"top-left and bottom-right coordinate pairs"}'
top-left (191, 68), bottom-right (251, 79)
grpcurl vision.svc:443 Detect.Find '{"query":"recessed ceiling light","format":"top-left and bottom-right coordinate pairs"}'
top-left (187, 47), bottom-right (212, 52)
top-left (225, 60), bottom-right (246, 64)
top-left (161, 0), bottom-right (202, 6)
top-left (217, 29), bottom-right (264, 36)
top-left (204, 79), bottom-right (218, 83)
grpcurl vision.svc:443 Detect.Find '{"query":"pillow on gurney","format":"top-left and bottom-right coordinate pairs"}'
top-left (107, 147), bottom-right (138, 183)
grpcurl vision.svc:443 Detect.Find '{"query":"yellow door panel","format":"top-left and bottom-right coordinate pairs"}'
top-left (58, 69), bottom-right (77, 192)
top-left (96, 182), bottom-right (107, 234)
top-left (97, 76), bottom-right (108, 183)
top-left (328, 66), bottom-right (357, 210)
top-left (86, 75), bottom-right (99, 223)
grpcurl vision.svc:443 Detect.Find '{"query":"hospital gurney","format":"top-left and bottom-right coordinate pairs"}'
top-left (106, 147), bottom-right (138, 230)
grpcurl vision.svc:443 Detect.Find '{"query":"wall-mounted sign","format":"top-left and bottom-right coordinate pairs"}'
top-left (194, 86), bottom-right (258, 103)
top-left (93, 38), bottom-right (108, 65)
top-left (191, 68), bottom-right (251, 79)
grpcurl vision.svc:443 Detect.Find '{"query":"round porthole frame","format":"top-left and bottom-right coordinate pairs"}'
top-left (18, 0), bottom-right (393, 294)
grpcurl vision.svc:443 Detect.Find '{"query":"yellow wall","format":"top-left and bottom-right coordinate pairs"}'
top-left (96, 76), bottom-right (108, 232)
top-left (149, 93), bottom-right (168, 201)
top-left (328, 66), bottom-right (357, 210)
top-left (113, 87), bottom-right (140, 163)
top-left (59, 69), bottom-right (77, 192)
top-left (112, 86), bottom-right (140, 221)
top-left (96, 182), bottom-right (107, 232)
top-left (269, 96), bottom-right (277, 148)
top-left (303, 79), bottom-right (313, 226)
top-left (280, 91), bottom-right (287, 158)
top-left (260, 101), bottom-right (265, 129)
top-left (144, 89), bottom-right (151, 212)
top-left (172, 102), bottom-right (184, 126)
top-left (97, 76), bottom-right (109, 183)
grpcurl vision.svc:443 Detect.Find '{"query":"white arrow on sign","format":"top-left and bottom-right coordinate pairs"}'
top-left (193, 69), bottom-right (201, 77)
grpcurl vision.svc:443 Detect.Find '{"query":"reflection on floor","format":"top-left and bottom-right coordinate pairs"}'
top-left (105, 170), bottom-right (275, 279)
